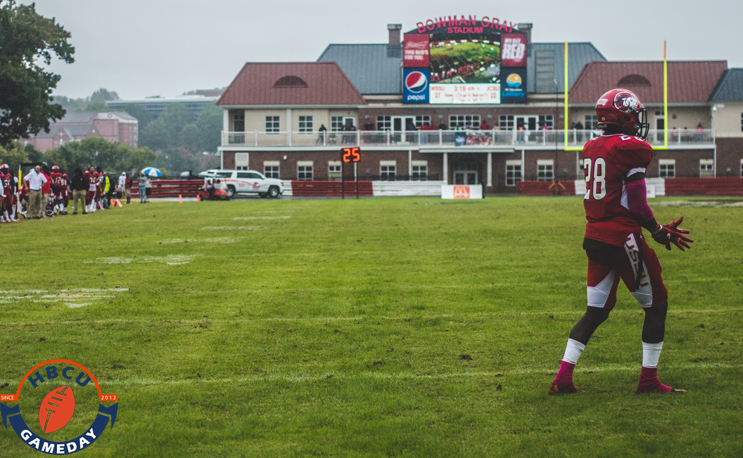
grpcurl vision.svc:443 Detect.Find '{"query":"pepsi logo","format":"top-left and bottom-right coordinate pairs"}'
top-left (39, 385), bottom-right (76, 434)
top-left (506, 73), bottom-right (522, 88)
top-left (405, 71), bottom-right (428, 93)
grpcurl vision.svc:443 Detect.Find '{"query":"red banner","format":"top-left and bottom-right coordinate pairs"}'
top-left (404, 33), bottom-right (430, 68)
top-left (501, 34), bottom-right (527, 67)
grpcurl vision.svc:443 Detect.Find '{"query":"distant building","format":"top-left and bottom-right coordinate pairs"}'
top-left (106, 91), bottom-right (224, 120)
top-left (22, 111), bottom-right (138, 152)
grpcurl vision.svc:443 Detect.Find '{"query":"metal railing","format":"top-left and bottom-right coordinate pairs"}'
top-left (222, 129), bottom-right (716, 148)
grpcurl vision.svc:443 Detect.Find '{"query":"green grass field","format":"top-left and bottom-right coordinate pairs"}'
top-left (1, 196), bottom-right (742, 457)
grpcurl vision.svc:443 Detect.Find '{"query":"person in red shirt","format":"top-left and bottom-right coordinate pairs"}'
top-left (549, 88), bottom-right (693, 395)
top-left (83, 166), bottom-right (98, 212)
top-left (0, 164), bottom-right (15, 223)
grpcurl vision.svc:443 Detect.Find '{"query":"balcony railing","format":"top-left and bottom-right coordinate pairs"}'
top-left (222, 129), bottom-right (716, 149)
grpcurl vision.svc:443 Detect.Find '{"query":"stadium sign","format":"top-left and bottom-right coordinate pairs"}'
top-left (404, 15), bottom-right (528, 105)
top-left (1, 360), bottom-right (118, 455)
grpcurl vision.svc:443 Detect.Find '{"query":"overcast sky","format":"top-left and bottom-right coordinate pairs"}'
top-left (24, 0), bottom-right (743, 100)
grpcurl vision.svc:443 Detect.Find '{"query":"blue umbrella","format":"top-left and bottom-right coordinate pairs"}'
top-left (142, 167), bottom-right (163, 177)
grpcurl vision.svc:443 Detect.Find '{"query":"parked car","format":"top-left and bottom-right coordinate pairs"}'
top-left (199, 169), bottom-right (283, 198)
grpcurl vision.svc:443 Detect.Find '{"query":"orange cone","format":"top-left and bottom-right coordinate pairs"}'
top-left (179, 194), bottom-right (183, 203)
top-left (196, 194), bottom-right (200, 202)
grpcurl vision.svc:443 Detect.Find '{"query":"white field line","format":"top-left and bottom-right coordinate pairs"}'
top-left (199, 226), bottom-right (264, 231)
top-left (3, 308), bottom-right (740, 327)
top-left (0, 288), bottom-right (129, 309)
top-left (156, 237), bottom-right (242, 244)
top-left (2, 362), bottom-right (735, 388)
top-left (233, 216), bottom-right (291, 220)
top-left (84, 255), bottom-right (202, 265)
top-left (654, 200), bottom-right (743, 208)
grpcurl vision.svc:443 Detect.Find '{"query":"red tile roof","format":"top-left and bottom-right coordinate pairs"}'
top-left (217, 62), bottom-right (366, 106)
top-left (569, 61), bottom-right (727, 104)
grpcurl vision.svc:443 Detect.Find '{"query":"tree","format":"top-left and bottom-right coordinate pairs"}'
top-left (0, 0), bottom-right (75, 146)
top-left (0, 141), bottom-right (29, 171)
top-left (43, 137), bottom-right (155, 173)
top-left (196, 102), bottom-right (223, 153)
top-left (140, 103), bottom-right (192, 151)
top-left (123, 104), bottom-right (153, 131)
top-left (86, 88), bottom-right (119, 111)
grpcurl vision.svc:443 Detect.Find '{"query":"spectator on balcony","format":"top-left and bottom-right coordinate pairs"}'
top-left (517, 123), bottom-right (526, 143)
top-left (696, 123), bottom-right (704, 142)
top-left (437, 122), bottom-right (448, 130)
top-left (316, 124), bottom-right (327, 144)
top-left (575, 121), bottom-right (584, 142)
top-left (480, 120), bottom-right (490, 131)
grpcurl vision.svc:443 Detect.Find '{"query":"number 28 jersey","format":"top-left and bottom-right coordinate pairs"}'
top-left (582, 134), bottom-right (654, 247)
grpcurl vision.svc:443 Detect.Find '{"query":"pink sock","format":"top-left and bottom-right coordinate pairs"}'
top-left (637, 366), bottom-right (672, 393)
top-left (552, 361), bottom-right (576, 386)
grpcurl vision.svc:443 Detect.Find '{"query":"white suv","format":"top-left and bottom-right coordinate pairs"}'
top-left (200, 170), bottom-right (284, 198)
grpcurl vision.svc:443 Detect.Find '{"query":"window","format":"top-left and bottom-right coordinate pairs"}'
top-left (237, 171), bottom-right (263, 179)
top-left (377, 116), bottom-right (392, 131)
top-left (538, 115), bottom-right (553, 129)
top-left (499, 115), bottom-right (515, 131)
top-left (264, 161), bottom-right (280, 179)
top-left (659, 159), bottom-right (675, 178)
top-left (380, 160), bottom-right (396, 181)
top-left (331, 116), bottom-right (355, 131)
top-left (537, 159), bottom-right (554, 182)
top-left (298, 115), bottom-right (313, 134)
top-left (700, 159), bottom-right (714, 178)
top-left (415, 116), bottom-right (431, 128)
top-left (584, 115), bottom-right (598, 130)
top-left (412, 161), bottom-right (428, 181)
top-left (740, 113), bottom-right (743, 132)
top-left (232, 112), bottom-right (245, 131)
top-left (235, 153), bottom-right (248, 171)
top-left (506, 160), bottom-right (522, 187)
top-left (740, 159), bottom-right (743, 177)
top-left (328, 161), bottom-right (341, 180)
top-left (265, 116), bottom-right (280, 134)
top-left (449, 115), bottom-right (480, 129)
top-left (297, 161), bottom-right (313, 181)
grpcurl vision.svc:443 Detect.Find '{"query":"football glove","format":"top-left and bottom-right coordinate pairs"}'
top-left (651, 217), bottom-right (694, 251)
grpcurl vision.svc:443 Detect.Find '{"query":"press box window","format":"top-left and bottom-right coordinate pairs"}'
top-left (412, 161), bottom-right (428, 181)
top-left (235, 153), bottom-right (249, 171)
top-left (265, 116), bottom-right (280, 134)
top-left (264, 161), bottom-right (279, 179)
top-left (506, 160), bottom-right (522, 187)
top-left (376, 116), bottom-right (392, 131)
top-left (537, 160), bottom-right (554, 182)
top-left (449, 115), bottom-right (480, 129)
top-left (298, 116), bottom-right (313, 134)
top-left (584, 115), bottom-right (598, 130)
top-left (659, 159), bottom-right (675, 178)
top-left (699, 159), bottom-right (714, 178)
top-left (380, 161), bottom-right (396, 181)
top-left (499, 115), bottom-right (514, 131)
top-left (328, 161), bottom-right (341, 180)
top-left (297, 161), bottom-right (313, 181)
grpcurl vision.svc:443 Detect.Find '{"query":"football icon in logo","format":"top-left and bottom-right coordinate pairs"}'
top-left (39, 386), bottom-right (75, 434)
top-left (405, 71), bottom-right (428, 93)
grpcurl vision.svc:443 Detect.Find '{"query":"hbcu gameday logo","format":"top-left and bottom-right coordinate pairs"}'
top-left (1, 360), bottom-right (118, 455)
top-left (405, 71), bottom-right (428, 93)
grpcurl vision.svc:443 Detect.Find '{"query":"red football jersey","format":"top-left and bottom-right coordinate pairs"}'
top-left (582, 134), bottom-right (654, 246)
top-left (51, 172), bottom-right (66, 188)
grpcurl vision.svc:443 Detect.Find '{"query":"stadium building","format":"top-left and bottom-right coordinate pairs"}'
top-left (216, 18), bottom-right (743, 192)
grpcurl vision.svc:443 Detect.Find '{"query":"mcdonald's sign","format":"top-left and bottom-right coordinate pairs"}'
top-left (453, 186), bottom-right (470, 199)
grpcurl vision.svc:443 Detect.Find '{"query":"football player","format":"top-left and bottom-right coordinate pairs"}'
top-left (550, 88), bottom-right (694, 395)
top-left (50, 165), bottom-right (65, 215)
top-left (84, 165), bottom-right (98, 212)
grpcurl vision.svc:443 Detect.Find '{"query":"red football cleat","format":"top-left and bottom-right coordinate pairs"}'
top-left (549, 383), bottom-right (580, 395)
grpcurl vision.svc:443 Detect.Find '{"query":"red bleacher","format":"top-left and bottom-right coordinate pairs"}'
top-left (130, 179), bottom-right (203, 198)
top-left (664, 178), bottom-right (743, 195)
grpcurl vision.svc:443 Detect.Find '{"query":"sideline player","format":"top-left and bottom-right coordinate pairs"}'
top-left (84, 165), bottom-right (98, 212)
top-left (549, 88), bottom-right (693, 395)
